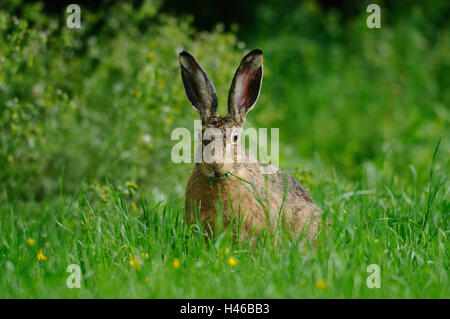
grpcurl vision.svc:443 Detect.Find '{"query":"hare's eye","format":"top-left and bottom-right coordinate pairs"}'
top-left (233, 131), bottom-right (239, 143)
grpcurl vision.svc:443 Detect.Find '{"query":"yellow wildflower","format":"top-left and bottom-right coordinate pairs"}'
top-left (27, 238), bottom-right (35, 247)
top-left (127, 181), bottom-right (138, 190)
top-left (129, 254), bottom-right (141, 271)
top-left (141, 252), bottom-right (149, 259)
top-left (316, 279), bottom-right (328, 290)
top-left (172, 258), bottom-right (180, 269)
top-left (146, 52), bottom-right (155, 61)
top-left (228, 256), bottom-right (238, 267)
top-left (37, 250), bottom-right (47, 261)
top-left (131, 202), bottom-right (138, 212)
top-left (100, 195), bottom-right (108, 202)
top-left (132, 90), bottom-right (142, 98)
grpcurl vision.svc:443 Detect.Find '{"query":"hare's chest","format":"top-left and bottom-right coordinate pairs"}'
top-left (185, 168), bottom-right (265, 226)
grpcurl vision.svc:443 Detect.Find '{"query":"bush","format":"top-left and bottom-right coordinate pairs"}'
top-left (0, 1), bottom-right (244, 200)
top-left (0, 0), bottom-right (447, 202)
top-left (243, 0), bottom-right (449, 183)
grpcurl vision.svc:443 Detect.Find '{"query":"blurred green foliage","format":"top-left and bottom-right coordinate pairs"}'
top-left (0, 0), bottom-right (243, 200)
top-left (244, 0), bottom-right (449, 181)
top-left (0, 0), bottom-right (448, 202)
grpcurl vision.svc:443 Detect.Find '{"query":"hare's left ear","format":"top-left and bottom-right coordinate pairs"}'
top-left (228, 49), bottom-right (263, 123)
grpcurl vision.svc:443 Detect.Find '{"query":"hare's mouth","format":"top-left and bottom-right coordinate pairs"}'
top-left (198, 163), bottom-right (229, 179)
top-left (212, 171), bottom-right (226, 178)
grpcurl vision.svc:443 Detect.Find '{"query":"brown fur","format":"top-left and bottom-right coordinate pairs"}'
top-left (186, 153), bottom-right (321, 240)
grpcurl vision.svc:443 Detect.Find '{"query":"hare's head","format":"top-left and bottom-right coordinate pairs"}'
top-left (179, 49), bottom-right (263, 178)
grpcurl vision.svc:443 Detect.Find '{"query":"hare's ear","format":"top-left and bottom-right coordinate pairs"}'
top-left (228, 49), bottom-right (263, 123)
top-left (179, 51), bottom-right (218, 122)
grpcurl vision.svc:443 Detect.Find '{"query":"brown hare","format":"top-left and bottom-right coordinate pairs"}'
top-left (179, 49), bottom-right (321, 241)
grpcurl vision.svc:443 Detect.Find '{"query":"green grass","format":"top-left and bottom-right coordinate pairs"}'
top-left (0, 151), bottom-right (447, 298)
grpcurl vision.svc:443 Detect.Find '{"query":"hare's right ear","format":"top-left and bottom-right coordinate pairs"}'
top-left (228, 49), bottom-right (263, 123)
top-left (179, 51), bottom-right (218, 122)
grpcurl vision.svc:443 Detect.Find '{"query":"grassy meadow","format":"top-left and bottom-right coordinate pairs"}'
top-left (0, 1), bottom-right (448, 298)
